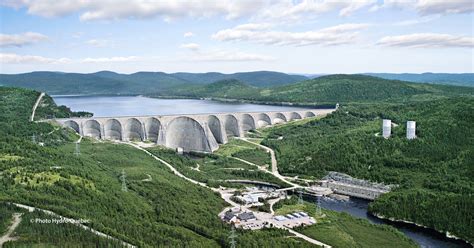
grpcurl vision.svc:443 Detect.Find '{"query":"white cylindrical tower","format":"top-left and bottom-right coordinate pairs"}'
top-left (382, 119), bottom-right (391, 138)
top-left (407, 121), bottom-right (416, 139)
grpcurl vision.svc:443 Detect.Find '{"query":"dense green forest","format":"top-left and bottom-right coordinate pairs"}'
top-left (0, 87), bottom-right (320, 247)
top-left (261, 97), bottom-right (474, 243)
top-left (0, 71), bottom-right (306, 94)
top-left (155, 74), bottom-right (474, 105)
top-left (366, 73), bottom-right (474, 87)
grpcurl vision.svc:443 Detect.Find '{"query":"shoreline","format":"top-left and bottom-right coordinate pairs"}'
top-left (371, 212), bottom-right (472, 247)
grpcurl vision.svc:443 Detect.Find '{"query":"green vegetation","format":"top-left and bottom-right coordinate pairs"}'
top-left (366, 73), bottom-right (474, 87)
top-left (158, 74), bottom-right (474, 105)
top-left (274, 198), bottom-right (417, 248)
top-left (146, 146), bottom-right (288, 188)
top-left (0, 86), bottom-right (313, 247)
top-left (215, 138), bottom-right (271, 167)
top-left (3, 207), bottom-right (124, 248)
top-left (0, 71), bottom-right (307, 95)
top-left (263, 97), bottom-right (474, 242)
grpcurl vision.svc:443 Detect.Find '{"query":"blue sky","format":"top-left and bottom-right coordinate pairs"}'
top-left (0, 0), bottom-right (472, 74)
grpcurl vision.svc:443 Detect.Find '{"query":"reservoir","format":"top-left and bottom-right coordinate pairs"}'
top-left (53, 95), bottom-right (308, 117)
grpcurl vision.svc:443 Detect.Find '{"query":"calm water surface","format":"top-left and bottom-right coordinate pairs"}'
top-left (53, 95), bottom-right (309, 117)
top-left (313, 195), bottom-right (470, 248)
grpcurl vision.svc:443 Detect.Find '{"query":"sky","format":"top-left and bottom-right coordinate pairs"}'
top-left (0, 0), bottom-right (473, 74)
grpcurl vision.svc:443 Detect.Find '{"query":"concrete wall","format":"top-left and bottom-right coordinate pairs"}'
top-left (58, 109), bottom-right (335, 153)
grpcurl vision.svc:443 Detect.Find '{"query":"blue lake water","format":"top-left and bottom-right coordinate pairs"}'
top-left (53, 95), bottom-right (309, 117)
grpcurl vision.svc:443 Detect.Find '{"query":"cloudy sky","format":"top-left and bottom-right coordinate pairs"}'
top-left (0, 0), bottom-right (472, 74)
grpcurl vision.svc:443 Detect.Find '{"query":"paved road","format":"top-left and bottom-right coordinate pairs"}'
top-left (0, 213), bottom-right (22, 247)
top-left (30, 92), bottom-right (45, 121)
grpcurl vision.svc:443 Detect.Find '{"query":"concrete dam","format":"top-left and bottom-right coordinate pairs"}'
top-left (56, 109), bottom-right (335, 152)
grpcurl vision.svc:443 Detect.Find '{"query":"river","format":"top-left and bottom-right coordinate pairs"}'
top-left (312, 196), bottom-right (470, 248)
top-left (53, 95), bottom-right (308, 117)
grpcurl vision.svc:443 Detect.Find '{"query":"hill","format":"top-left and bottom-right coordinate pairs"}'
top-left (160, 74), bottom-right (474, 105)
top-left (0, 71), bottom-right (307, 95)
top-left (261, 97), bottom-right (474, 243)
top-left (365, 73), bottom-right (474, 87)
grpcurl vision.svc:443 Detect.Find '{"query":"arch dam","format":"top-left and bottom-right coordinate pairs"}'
top-left (55, 109), bottom-right (335, 153)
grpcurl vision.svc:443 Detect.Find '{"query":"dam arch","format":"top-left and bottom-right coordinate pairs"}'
top-left (145, 117), bottom-right (161, 142)
top-left (104, 119), bottom-right (122, 140)
top-left (223, 114), bottom-right (240, 137)
top-left (64, 120), bottom-right (80, 133)
top-left (271, 112), bottom-right (287, 125)
top-left (166, 116), bottom-right (212, 152)
top-left (207, 115), bottom-right (225, 143)
top-left (256, 113), bottom-right (271, 128)
top-left (288, 112), bottom-right (302, 121)
top-left (124, 118), bottom-right (144, 141)
top-left (304, 111), bottom-right (316, 118)
top-left (83, 120), bottom-right (101, 138)
top-left (241, 114), bottom-right (256, 132)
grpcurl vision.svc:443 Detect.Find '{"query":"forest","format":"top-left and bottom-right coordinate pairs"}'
top-left (262, 97), bottom-right (474, 243)
top-left (0, 87), bottom-right (319, 247)
top-left (153, 74), bottom-right (474, 106)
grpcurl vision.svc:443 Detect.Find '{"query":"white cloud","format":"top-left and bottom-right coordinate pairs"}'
top-left (187, 50), bottom-right (274, 62)
top-left (377, 33), bottom-right (474, 48)
top-left (183, 32), bottom-right (194, 38)
top-left (0, 32), bottom-right (49, 47)
top-left (393, 15), bottom-right (440, 26)
top-left (417, 0), bottom-right (473, 15)
top-left (371, 0), bottom-right (473, 15)
top-left (257, 0), bottom-right (376, 21)
top-left (0, 53), bottom-right (71, 64)
top-left (1, 0), bottom-right (258, 20)
top-left (180, 43), bottom-right (200, 51)
top-left (81, 56), bottom-right (139, 63)
top-left (212, 23), bottom-right (370, 46)
top-left (85, 39), bottom-right (109, 47)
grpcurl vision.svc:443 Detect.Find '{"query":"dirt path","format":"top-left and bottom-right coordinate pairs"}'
top-left (30, 92), bottom-right (45, 121)
top-left (0, 213), bottom-right (22, 247)
top-left (9, 203), bottom-right (136, 248)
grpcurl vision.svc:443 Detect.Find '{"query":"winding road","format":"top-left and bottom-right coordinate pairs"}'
top-left (30, 92), bottom-right (44, 122)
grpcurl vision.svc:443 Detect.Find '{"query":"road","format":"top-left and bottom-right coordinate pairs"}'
top-left (30, 92), bottom-right (45, 121)
top-left (236, 137), bottom-right (301, 188)
top-left (0, 213), bottom-right (22, 247)
top-left (123, 141), bottom-right (330, 247)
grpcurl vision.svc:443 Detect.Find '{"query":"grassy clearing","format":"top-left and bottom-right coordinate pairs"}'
top-left (274, 199), bottom-right (418, 248)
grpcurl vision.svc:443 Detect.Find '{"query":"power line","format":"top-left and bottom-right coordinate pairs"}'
top-left (121, 170), bottom-right (128, 192)
top-left (74, 142), bottom-right (81, 156)
top-left (228, 225), bottom-right (237, 248)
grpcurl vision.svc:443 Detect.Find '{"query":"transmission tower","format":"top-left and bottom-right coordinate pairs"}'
top-left (121, 170), bottom-right (128, 192)
top-left (316, 195), bottom-right (322, 216)
top-left (228, 225), bottom-right (237, 248)
top-left (298, 190), bottom-right (304, 205)
top-left (74, 142), bottom-right (81, 156)
top-left (32, 133), bottom-right (36, 144)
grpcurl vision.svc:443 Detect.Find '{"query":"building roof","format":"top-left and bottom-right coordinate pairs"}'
top-left (223, 211), bottom-right (236, 222)
top-left (238, 212), bottom-right (256, 221)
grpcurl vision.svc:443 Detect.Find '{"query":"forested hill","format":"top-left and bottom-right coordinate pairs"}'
top-left (365, 73), bottom-right (474, 87)
top-left (159, 74), bottom-right (474, 104)
top-left (0, 71), bottom-right (307, 95)
top-left (262, 97), bottom-right (474, 243)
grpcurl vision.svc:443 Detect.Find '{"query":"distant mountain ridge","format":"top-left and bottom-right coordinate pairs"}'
top-left (364, 73), bottom-right (473, 87)
top-left (0, 70), bottom-right (307, 95)
top-left (157, 74), bottom-right (474, 104)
